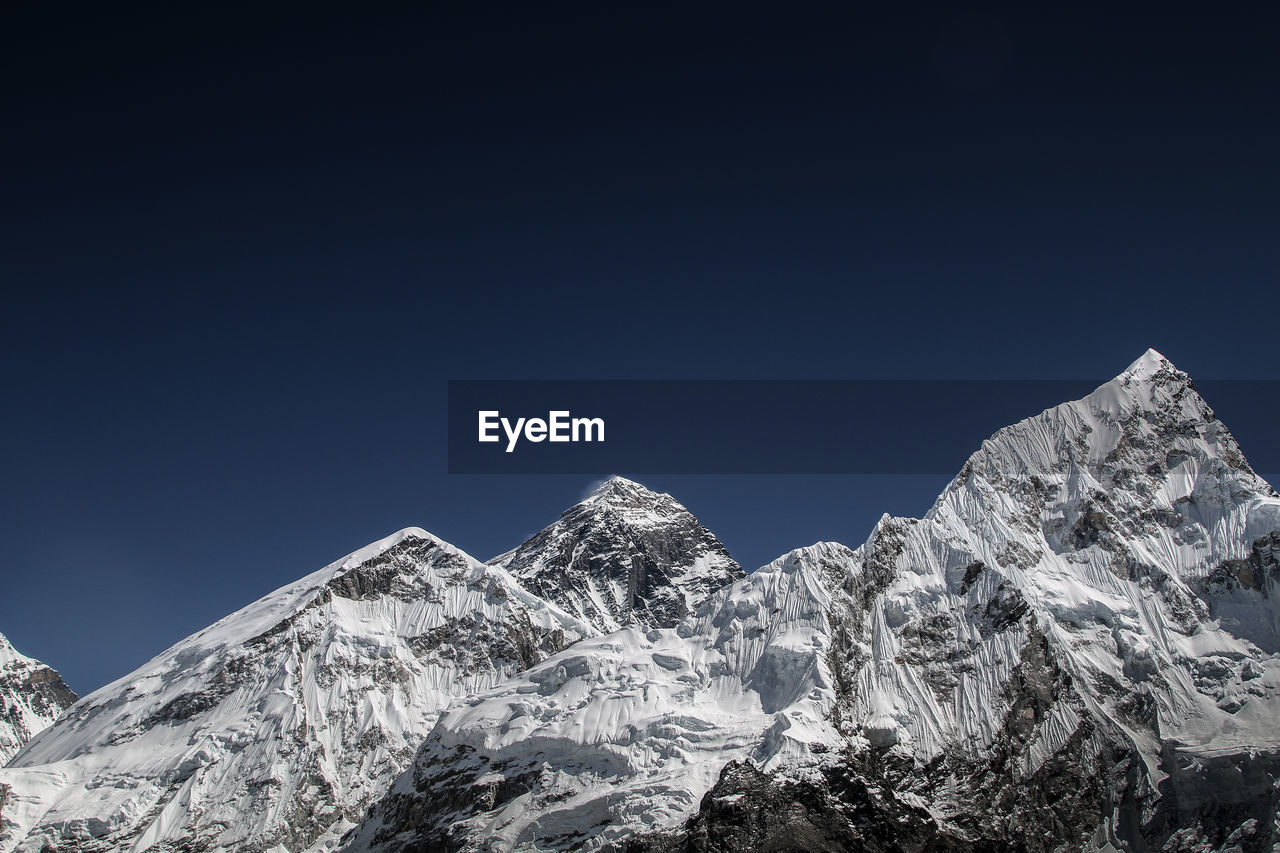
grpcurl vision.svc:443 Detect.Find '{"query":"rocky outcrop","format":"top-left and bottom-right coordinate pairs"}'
top-left (624, 760), bottom-right (974, 853)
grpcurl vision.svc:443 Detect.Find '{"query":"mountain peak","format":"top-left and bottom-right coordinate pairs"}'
top-left (1122, 346), bottom-right (1174, 379)
top-left (0, 631), bottom-right (77, 764)
top-left (936, 350), bottom-right (1271, 550)
top-left (582, 475), bottom-right (657, 505)
top-left (493, 479), bottom-right (743, 632)
top-left (0, 630), bottom-right (27, 667)
top-left (595, 474), bottom-right (644, 491)
top-left (562, 476), bottom-right (699, 533)
top-left (329, 526), bottom-right (439, 573)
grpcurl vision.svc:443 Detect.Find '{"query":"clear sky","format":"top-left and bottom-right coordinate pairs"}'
top-left (3, 7), bottom-right (1278, 694)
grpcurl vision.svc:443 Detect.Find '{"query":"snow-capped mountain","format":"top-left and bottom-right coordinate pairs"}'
top-left (0, 633), bottom-right (76, 766)
top-left (344, 350), bottom-right (1280, 852)
top-left (489, 477), bottom-right (743, 633)
top-left (0, 529), bottom-right (592, 853)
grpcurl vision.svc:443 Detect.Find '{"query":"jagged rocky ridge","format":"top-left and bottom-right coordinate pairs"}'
top-left (343, 350), bottom-right (1280, 853)
top-left (490, 477), bottom-right (743, 633)
top-left (0, 633), bottom-right (76, 766)
top-left (0, 530), bottom-right (593, 852)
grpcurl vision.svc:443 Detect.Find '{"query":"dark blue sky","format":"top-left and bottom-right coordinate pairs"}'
top-left (3, 7), bottom-right (1277, 694)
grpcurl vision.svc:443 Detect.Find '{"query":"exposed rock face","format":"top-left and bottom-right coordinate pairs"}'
top-left (343, 351), bottom-right (1280, 853)
top-left (490, 477), bottom-right (743, 633)
top-left (0, 530), bottom-right (591, 853)
top-left (0, 634), bottom-right (76, 765)
top-left (625, 760), bottom-right (973, 853)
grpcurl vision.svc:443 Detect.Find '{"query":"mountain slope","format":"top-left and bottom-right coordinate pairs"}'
top-left (344, 350), bottom-right (1280, 853)
top-left (0, 529), bottom-right (592, 853)
top-left (340, 541), bottom-right (848, 852)
top-left (0, 634), bottom-right (76, 766)
top-left (490, 477), bottom-right (743, 633)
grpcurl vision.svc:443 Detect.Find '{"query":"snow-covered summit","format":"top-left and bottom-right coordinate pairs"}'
top-left (1122, 346), bottom-right (1172, 378)
top-left (490, 476), bottom-right (742, 633)
top-left (579, 475), bottom-right (649, 504)
top-left (0, 633), bottom-right (76, 766)
top-left (574, 476), bottom-right (706, 529)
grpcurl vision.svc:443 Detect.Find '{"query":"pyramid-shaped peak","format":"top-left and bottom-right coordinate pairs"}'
top-left (936, 348), bottom-right (1268, 523)
top-left (495, 478), bottom-right (742, 632)
top-left (572, 476), bottom-right (694, 521)
top-left (1120, 347), bottom-right (1178, 380)
top-left (584, 475), bottom-right (659, 502)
